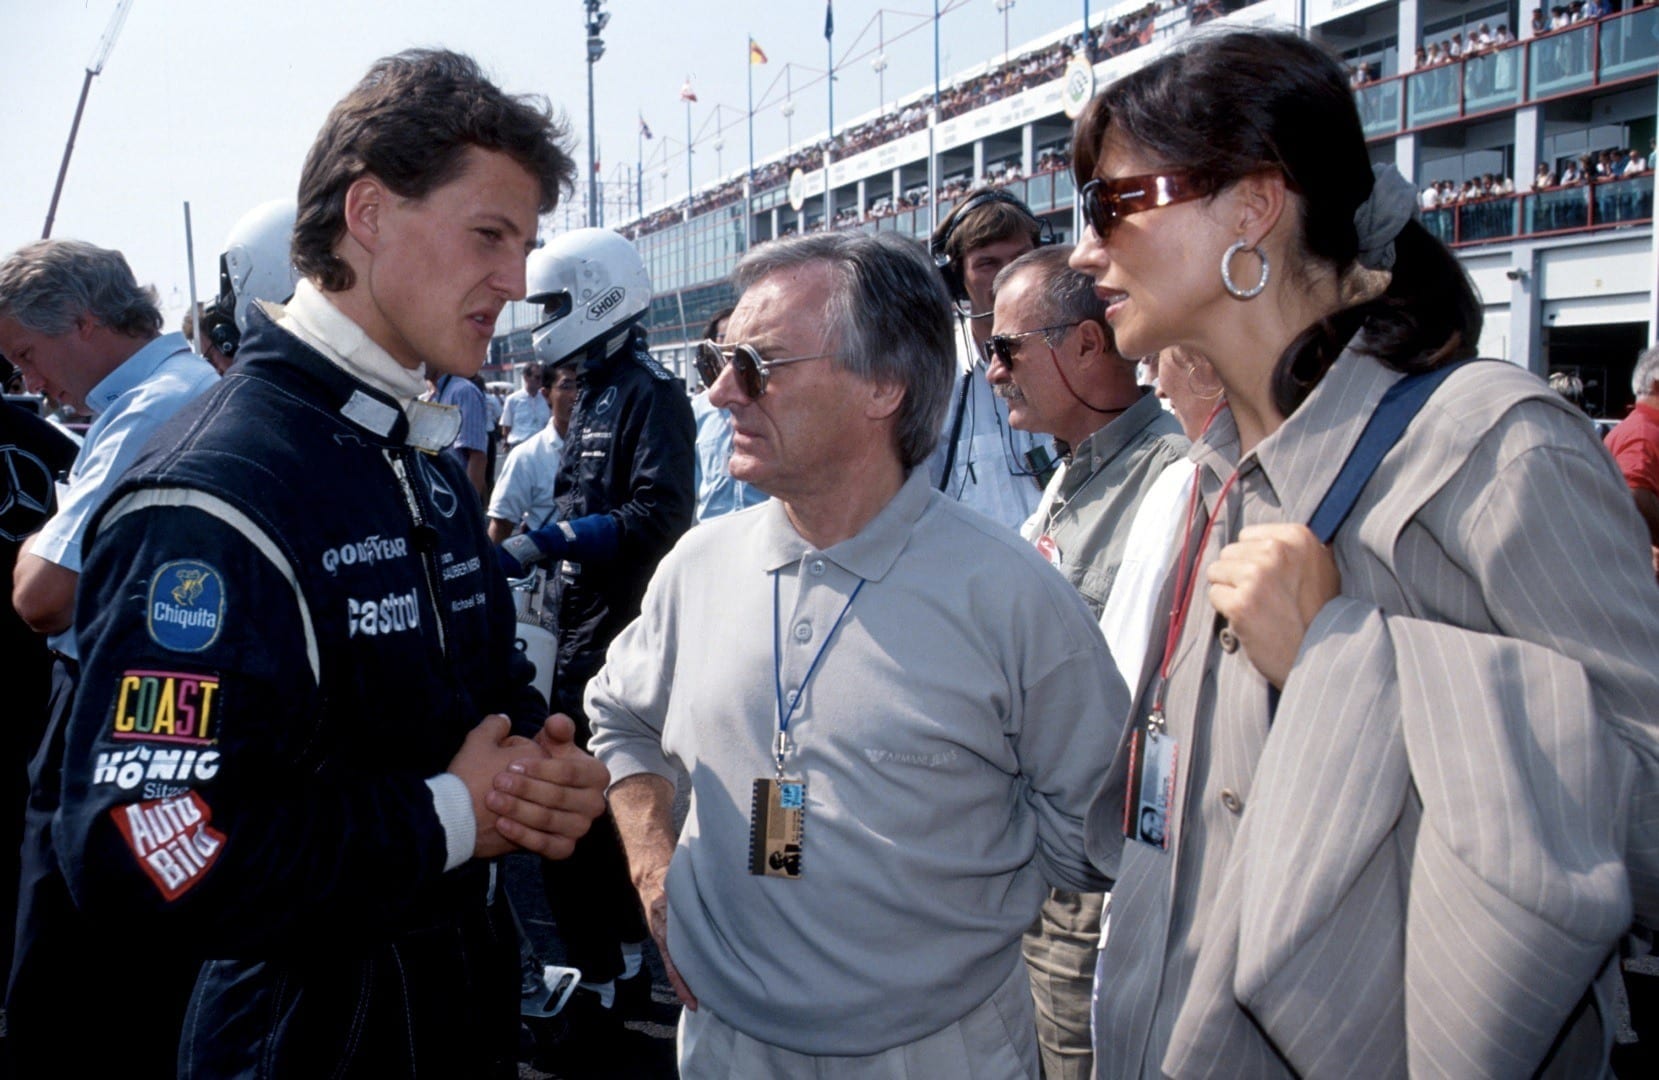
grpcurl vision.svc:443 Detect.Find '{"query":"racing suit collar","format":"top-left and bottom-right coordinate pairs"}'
top-left (270, 281), bottom-right (459, 452)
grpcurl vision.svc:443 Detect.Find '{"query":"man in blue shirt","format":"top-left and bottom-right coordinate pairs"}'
top-left (0, 238), bottom-right (217, 1076)
top-left (4, 242), bottom-right (219, 655)
top-left (691, 307), bottom-right (768, 522)
top-left (431, 371), bottom-right (490, 495)
top-left (691, 392), bottom-right (769, 520)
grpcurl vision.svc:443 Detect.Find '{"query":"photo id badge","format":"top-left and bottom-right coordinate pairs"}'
top-left (749, 777), bottom-right (805, 878)
top-left (1122, 726), bottom-right (1178, 851)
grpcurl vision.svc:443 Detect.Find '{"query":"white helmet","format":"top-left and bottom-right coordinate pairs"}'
top-left (527, 228), bottom-right (652, 367)
top-left (218, 198), bottom-right (299, 333)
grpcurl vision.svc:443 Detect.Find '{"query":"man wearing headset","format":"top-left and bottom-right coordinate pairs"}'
top-left (926, 187), bottom-right (1055, 532)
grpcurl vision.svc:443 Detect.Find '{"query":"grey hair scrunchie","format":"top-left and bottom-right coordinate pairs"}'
top-left (1353, 163), bottom-right (1417, 271)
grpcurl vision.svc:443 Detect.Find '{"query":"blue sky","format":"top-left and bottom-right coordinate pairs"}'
top-left (0, 0), bottom-right (1097, 327)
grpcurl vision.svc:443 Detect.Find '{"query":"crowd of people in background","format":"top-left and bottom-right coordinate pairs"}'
top-left (1533, 143), bottom-right (1656, 188)
top-left (1420, 173), bottom-right (1517, 207)
top-left (1413, 142), bottom-right (1656, 244)
top-left (1412, 23), bottom-right (1517, 70)
top-left (1348, 0), bottom-right (1658, 93)
top-left (621, 0), bottom-right (1234, 242)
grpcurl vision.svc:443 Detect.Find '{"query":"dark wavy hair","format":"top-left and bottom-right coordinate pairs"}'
top-left (1072, 29), bottom-right (1481, 415)
top-left (294, 48), bottom-right (577, 292)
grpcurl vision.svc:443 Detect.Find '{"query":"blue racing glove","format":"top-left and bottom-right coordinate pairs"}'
top-left (495, 514), bottom-right (621, 577)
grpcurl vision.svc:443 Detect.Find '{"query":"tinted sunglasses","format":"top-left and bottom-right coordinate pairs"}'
top-left (1079, 172), bottom-right (1211, 239)
top-left (695, 339), bottom-right (835, 398)
top-left (979, 322), bottom-right (1079, 367)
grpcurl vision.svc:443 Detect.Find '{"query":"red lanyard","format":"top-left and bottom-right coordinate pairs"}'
top-left (1150, 403), bottom-right (1239, 724)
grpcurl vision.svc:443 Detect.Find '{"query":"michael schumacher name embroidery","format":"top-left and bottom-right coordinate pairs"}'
top-left (112, 792), bottom-right (225, 901)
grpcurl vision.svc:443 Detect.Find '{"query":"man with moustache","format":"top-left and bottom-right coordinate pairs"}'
top-left (985, 245), bottom-right (1188, 1080)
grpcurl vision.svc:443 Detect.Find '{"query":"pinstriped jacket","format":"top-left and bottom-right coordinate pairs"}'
top-left (1085, 344), bottom-right (1659, 1078)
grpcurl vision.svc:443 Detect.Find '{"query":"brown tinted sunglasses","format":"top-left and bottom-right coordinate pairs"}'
top-left (1079, 172), bottom-right (1212, 239)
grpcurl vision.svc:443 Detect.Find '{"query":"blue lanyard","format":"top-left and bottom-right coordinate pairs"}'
top-left (771, 568), bottom-right (865, 772)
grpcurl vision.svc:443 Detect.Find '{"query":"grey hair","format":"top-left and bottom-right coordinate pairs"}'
top-left (991, 245), bottom-right (1111, 342)
top-left (732, 232), bottom-right (954, 468)
top-left (1633, 344), bottom-right (1659, 398)
top-left (0, 239), bottom-right (162, 338)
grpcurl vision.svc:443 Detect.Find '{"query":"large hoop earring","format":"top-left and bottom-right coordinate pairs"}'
top-left (1221, 240), bottom-right (1269, 300)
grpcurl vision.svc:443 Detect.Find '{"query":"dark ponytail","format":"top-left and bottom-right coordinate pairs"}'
top-left (1072, 29), bottom-right (1483, 417)
top-left (1272, 220), bottom-right (1482, 414)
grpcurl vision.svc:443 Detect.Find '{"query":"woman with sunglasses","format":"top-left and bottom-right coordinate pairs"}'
top-left (1068, 29), bottom-right (1659, 1078)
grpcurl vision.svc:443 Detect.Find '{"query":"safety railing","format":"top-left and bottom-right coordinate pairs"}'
top-left (1419, 171), bottom-right (1653, 247)
top-left (1353, 7), bottom-right (1659, 139)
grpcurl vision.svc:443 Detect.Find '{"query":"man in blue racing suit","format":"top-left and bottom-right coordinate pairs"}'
top-left (54, 49), bottom-right (609, 1078)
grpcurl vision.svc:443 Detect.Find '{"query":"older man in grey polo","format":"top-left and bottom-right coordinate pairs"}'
top-left (588, 231), bottom-right (1124, 1078)
top-left (985, 244), bottom-right (1189, 1080)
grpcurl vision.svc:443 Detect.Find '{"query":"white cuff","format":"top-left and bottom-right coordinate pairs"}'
top-left (425, 772), bottom-right (476, 871)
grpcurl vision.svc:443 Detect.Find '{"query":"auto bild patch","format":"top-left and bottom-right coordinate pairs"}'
top-left (112, 791), bottom-right (225, 901)
top-left (146, 560), bottom-right (225, 652)
top-left (112, 670), bottom-right (219, 744)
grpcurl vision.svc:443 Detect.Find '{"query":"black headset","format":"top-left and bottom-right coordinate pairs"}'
top-left (200, 296), bottom-right (240, 359)
top-left (929, 188), bottom-right (1058, 304)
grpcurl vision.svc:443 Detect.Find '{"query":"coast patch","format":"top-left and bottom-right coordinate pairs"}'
top-left (112, 669), bottom-right (219, 744)
top-left (146, 560), bottom-right (226, 653)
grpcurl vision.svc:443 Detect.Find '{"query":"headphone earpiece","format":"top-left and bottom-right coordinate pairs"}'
top-left (201, 301), bottom-right (241, 359)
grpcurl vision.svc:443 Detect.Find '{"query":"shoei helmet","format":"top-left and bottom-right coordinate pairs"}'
top-left (527, 228), bottom-right (652, 367)
top-left (218, 199), bottom-right (299, 332)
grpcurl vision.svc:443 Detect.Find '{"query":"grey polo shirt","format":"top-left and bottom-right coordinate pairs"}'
top-left (588, 467), bottom-right (1125, 1056)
